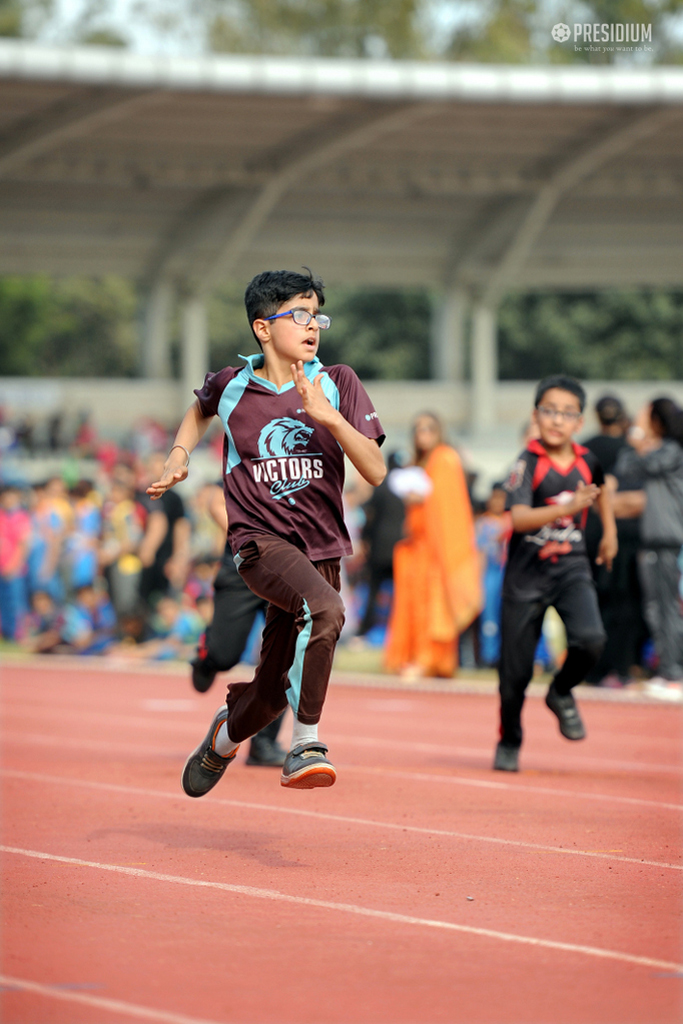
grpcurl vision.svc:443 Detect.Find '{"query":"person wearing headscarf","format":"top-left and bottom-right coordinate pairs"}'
top-left (385, 413), bottom-right (481, 679)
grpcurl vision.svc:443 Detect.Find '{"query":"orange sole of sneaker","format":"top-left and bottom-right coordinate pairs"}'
top-left (280, 765), bottom-right (337, 789)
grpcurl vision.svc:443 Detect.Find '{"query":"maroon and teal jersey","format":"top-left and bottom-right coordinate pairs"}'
top-left (194, 354), bottom-right (385, 561)
top-left (502, 438), bottom-right (605, 600)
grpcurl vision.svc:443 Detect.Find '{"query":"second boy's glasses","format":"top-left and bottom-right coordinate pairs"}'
top-left (263, 308), bottom-right (331, 330)
top-left (537, 406), bottom-right (581, 422)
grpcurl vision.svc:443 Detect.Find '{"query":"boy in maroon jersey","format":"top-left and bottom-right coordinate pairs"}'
top-left (494, 376), bottom-right (617, 772)
top-left (147, 269), bottom-right (386, 793)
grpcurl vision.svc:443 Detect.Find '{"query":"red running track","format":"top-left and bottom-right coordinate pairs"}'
top-left (1, 660), bottom-right (681, 1024)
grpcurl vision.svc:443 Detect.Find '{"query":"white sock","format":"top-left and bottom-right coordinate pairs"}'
top-left (214, 717), bottom-right (239, 757)
top-left (290, 719), bottom-right (319, 750)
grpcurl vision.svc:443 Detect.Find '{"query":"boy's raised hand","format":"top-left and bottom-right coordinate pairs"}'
top-left (570, 480), bottom-right (599, 513)
top-left (291, 360), bottom-right (336, 426)
top-left (146, 461), bottom-right (188, 500)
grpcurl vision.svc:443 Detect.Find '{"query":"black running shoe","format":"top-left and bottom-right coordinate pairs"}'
top-left (181, 707), bottom-right (239, 797)
top-left (493, 743), bottom-right (519, 772)
top-left (280, 742), bottom-right (336, 789)
top-left (246, 738), bottom-right (287, 767)
top-left (190, 656), bottom-right (217, 694)
top-left (545, 683), bottom-right (586, 740)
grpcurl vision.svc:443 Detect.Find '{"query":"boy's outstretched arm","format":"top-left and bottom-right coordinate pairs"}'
top-left (291, 360), bottom-right (386, 487)
top-left (146, 400), bottom-right (214, 500)
top-left (595, 485), bottom-right (618, 570)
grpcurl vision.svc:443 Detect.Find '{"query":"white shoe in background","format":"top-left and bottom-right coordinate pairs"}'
top-left (644, 677), bottom-right (683, 702)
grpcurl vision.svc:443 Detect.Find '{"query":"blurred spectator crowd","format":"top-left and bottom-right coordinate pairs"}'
top-left (0, 443), bottom-right (226, 661)
top-left (0, 394), bottom-right (681, 699)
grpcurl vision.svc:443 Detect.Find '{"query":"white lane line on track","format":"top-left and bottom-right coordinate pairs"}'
top-left (0, 974), bottom-right (227, 1024)
top-left (4, 704), bottom-right (681, 774)
top-left (2, 705), bottom-right (202, 732)
top-left (342, 765), bottom-right (683, 812)
top-left (2, 845), bottom-right (681, 974)
top-left (2, 729), bottom-right (680, 812)
top-left (326, 733), bottom-right (683, 775)
top-left (3, 721), bottom-right (682, 787)
top-left (3, 770), bottom-right (681, 872)
top-left (0, 731), bottom-right (182, 756)
top-left (1, 734), bottom-right (680, 814)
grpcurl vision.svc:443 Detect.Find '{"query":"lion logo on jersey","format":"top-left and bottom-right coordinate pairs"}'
top-left (257, 418), bottom-right (314, 459)
top-left (253, 417), bottom-right (321, 506)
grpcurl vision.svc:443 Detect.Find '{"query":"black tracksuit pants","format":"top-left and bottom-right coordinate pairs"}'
top-left (498, 575), bottom-right (606, 749)
top-left (202, 549), bottom-right (267, 672)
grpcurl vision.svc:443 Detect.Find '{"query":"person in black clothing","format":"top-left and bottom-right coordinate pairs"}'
top-left (583, 395), bottom-right (647, 686)
top-left (583, 395), bottom-right (627, 475)
top-left (355, 452), bottom-right (405, 640)
top-left (139, 452), bottom-right (191, 605)
top-left (494, 376), bottom-right (618, 773)
top-left (191, 484), bottom-right (286, 767)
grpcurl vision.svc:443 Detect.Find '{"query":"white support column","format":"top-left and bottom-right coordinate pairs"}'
top-left (470, 303), bottom-right (498, 433)
top-left (180, 294), bottom-right (209, 407)
top-left (143, 278), bottom-right (173, 379)
top-left (430, 287), bottom-right (467, 381)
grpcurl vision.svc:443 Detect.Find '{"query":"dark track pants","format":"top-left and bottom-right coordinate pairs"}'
top-left (498, 576), bottom-right (606, 749)
top-left (225, 535), bottom-right (345, 743)
top-left (203, 551), bottom-right (267, 672)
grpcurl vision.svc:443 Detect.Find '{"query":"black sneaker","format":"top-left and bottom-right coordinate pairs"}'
top-left (246, 738), bottom-right (287, 767)
top-left (545, 684), bottom-right (586, 740)
top-left (280, 743), bottom-right (336, 789)
top-left (190, 656), bottom-right (217, 694)
top-left (493, 743), bottom-right (519, 772)
top-left (181, 707), bottom-right (239, 797)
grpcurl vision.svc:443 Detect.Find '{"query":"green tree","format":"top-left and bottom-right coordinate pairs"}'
top-left (316, 287), bottom-right (431, 379)
top-left (0, 0), bottom-right (22, 36)
top-left (0, 0), bottom-right (53, 38)
top-left (121, 0), bottom-right (425, 59)
top-left (443, 0), bottom-right (536, 64)
top-left (440, 0), bottom-right (683, 65)
top-left (0, 276), bottom-right (140, 377)
top-left (207, 283), bottom-right (432, 379)
top-left (498, 290), bottom-right (683, 380)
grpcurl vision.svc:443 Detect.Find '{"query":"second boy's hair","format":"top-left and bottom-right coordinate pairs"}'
top-left (244, 268), bottom-right (325, 346)
top-left (534, 375), bottom-right (586, 413)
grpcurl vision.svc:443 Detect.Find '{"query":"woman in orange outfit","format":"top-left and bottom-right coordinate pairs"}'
top-left (385, 413), bottom-right (482, 679)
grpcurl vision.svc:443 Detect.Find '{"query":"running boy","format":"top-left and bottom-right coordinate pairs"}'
top-left (147, 269), bottom-right (386, 792)
top-left (494, 375), bottom-right (617, 772)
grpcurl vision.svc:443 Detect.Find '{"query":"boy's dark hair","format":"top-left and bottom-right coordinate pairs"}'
top-left (595, 394), bottom-right (624, 426)
top-left (534, 375), bottom-right (586, 413)
top-left (244, 268), bottom-right (325, 346)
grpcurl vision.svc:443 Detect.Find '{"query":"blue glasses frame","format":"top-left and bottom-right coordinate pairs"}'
top-left (263, 308), bottom-right (331, 329)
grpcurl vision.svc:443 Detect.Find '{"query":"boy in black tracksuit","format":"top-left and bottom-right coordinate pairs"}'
top-left (494, 376), bottom-right (618, 772)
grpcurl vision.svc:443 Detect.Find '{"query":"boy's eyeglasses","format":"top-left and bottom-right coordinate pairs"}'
top-left (537, 406), bottom-right (581, 422)
top-left (263, 308), bottom-right (331, 330)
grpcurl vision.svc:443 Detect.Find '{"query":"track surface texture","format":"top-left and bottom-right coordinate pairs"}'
top-left (1, 660), bottom-right (681, 1024)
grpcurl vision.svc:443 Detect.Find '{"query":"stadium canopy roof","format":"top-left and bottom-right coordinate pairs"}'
top-left (0, 42), bottom-right (681, 427)
top-left (1, 41), bottom-right (682, 291)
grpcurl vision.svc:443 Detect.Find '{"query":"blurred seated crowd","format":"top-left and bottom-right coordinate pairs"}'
top-left (0, 442), bottom-right (226, 661)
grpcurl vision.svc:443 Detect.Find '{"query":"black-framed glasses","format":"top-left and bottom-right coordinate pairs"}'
top-left (263, 308), bottom-right (331, 330)
top-left (537, 406), bottom-right (581, 422)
